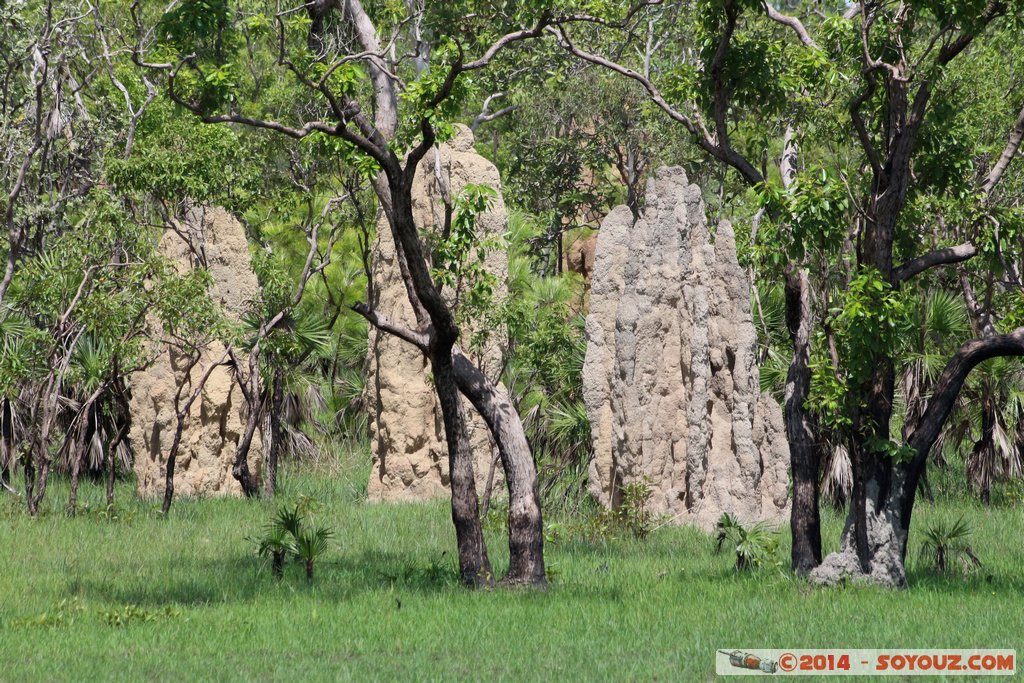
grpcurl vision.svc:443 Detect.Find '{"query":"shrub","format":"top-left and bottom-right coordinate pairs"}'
top-left (919, 516), bottom-right (981, 575)
top-left (253, 501), bottom-right (334, 582)
top-left (714, 513), bottom-right (780, 572)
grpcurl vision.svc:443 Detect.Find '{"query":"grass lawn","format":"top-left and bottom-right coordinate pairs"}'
top-left (1, 462), bottom-right (1022, 682)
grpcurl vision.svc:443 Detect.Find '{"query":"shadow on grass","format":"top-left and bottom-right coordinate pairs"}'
top-left (902, 567), bottom-right (1024, 593)
top-left (74, 548), bottom-right (472, 608)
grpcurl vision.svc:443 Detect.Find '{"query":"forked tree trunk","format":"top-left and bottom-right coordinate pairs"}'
top-left (453, 350), bottom-right (546, 586)
top-left (783, 267), bottom-right (822, 574)
top-left (231, 389), bottom-right (261, 497)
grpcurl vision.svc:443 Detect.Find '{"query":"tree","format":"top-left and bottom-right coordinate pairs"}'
top-left (149, 255), bottom-right (231, 514)
top-left (135, 0), bottom-right (549, 586)
top-left (549, 0), bottom-right (1024, 584)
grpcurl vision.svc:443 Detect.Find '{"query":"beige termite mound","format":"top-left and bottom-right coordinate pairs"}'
top-left (583, 167), bottom-right (789, 529)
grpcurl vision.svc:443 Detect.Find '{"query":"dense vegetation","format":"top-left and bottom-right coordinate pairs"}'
top-left (1, 0), bottom-right (1023, 676)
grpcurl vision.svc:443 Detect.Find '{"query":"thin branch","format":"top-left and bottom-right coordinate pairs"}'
top-left (765, 3), bottom-right (817, 49)
top-left (550, 24), bottom-right (764, 186)
top-left (351, 301), bottom-right (429, 352)
top-left (983, 99), bottom-right (1024, 195)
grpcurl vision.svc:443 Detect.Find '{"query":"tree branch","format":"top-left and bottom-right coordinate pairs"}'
top-left (982, 99), bottom-right (1024, 195)
top-left (893, 243), bottom-right (978, 284)
top-left (550, 24), bottom-right (764, 186)
top-left (351, 302), bottom-right (429, 352)
top-left (764, 3), bottom-right (817, 49)
top-left (905, 326), bottom-right (1024, 494)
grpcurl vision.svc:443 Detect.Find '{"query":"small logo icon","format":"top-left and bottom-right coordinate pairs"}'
top-left (777, 652), bottom-right (797, 672)
top-left (721, 650), bottom-right (778, 674)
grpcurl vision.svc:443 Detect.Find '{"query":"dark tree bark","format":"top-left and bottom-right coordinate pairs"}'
top-left (265, 365), bottom-right (285, 497)
top-left (24, 445), bottom-right (36, 516)
top-left (105, 421), bottom-right (128, 507)
top-left (161, 417), bottom-right (184, 515)
top-left (783, 267), bottom-right (822, 574)
top-left (231, 401), bottom-right (260, 498)
top-left (1, 398), bottom-right (12, 491)
top-left (968, 391), bottom-right (996, 504)
top-left (435, 352), bottom-right (493, 586)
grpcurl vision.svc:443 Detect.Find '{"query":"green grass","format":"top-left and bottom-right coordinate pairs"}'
top-left (1, 466), bottom-right (1022, 682)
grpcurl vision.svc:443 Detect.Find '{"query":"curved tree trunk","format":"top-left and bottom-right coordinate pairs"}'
top-left (231, 401), bottom-right (261, 497)
top-left (812, 328), bottom-right (1024, 587)
top-left (453, 350), bottom-right (546, 586)
top-left (161, 417), bottom-right (185, 515)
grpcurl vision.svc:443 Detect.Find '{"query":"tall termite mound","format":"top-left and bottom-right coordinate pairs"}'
top-left (583, 167), bottom-right (790, 529)
top-left (130, 206), bottom-right (263, 498)
top-left (366, 125), bottom-right (507, 501)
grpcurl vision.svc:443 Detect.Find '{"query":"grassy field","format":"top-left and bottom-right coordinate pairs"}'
top-left (1, 461), bottom-right (1022, 682)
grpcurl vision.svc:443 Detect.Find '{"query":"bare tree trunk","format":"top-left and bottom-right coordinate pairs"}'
top-left (265, 365), bottom-right (285, 497)
top-left (162, 416), bottom-right (185, 515)
top-left (1, 398), bottom-right (12, 491)
top-left (783, 267), bottom-right (822, 574)
top-left (232, 401), bottom-right (261, 497)
top-left (67, 418), bottom-right (89, 516)
top-left (24, 446), bottom-right (36, 516)
top-left (28, 403), bottom-right (56, 516)
top-left (969, 391), bottom-right (996, 504)
top-left (29, 455), bottom-right (51, 516)
top-left (105, 422), bottom-right (128, 507)
top-left (434, 352), bottom-right (493, 587)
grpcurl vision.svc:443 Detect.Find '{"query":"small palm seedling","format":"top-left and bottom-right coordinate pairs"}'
top-left (253, 503), bottom-right (334, 582)
top-left (919, 517), bottom-right (981, 575)
top-left (293, 525), bottom-right (334, 583)
top-left (714, 513), bottom-right (779, 572)
top-left (257, 525), bottom-right (291, 579)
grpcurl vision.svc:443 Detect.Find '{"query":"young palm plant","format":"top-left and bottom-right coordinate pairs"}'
top-left (257, 525), bottom-right (291, 579)
top-left (254, 504), bottom-right (334, 582)
top-left (714, 513), bottom-right (780, 572)
top-left (292, 525), bottom-right (334, 583)
top-left (919, 517), bottom-right (981, 575)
